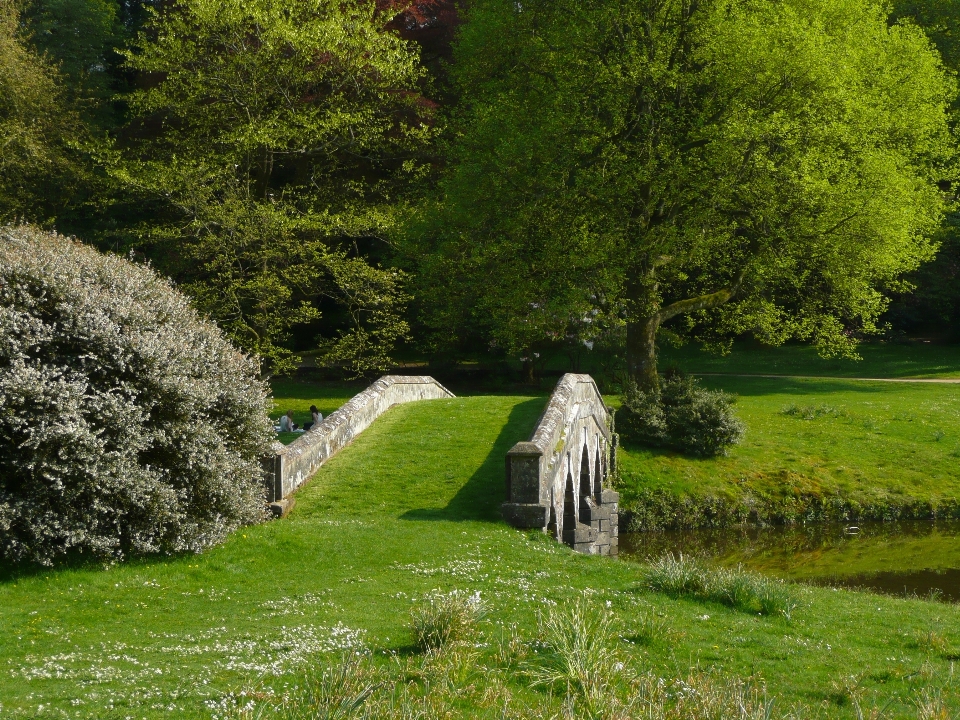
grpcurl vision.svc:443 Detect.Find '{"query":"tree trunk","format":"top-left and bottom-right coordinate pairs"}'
top-left (624, 275), bottom-right (743, 392)
top-left (626, 314), bottom-right (661, 393)
top-left (624, 265), bottom-right (663, 393)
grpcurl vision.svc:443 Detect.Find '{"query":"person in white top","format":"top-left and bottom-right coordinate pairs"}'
top-left (304, 405), bottom-right (322, 431)
top-left (278, 410), bottom-right (297, 432)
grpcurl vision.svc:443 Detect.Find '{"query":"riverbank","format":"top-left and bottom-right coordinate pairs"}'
top-left (615, 376), bottom-right (960, 530)
top-left (4, 391), bottom-right (960, 717)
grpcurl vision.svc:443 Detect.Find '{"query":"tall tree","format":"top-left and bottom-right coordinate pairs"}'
top-left (121, 0), bottom-right (434, 374)
top-left (416, 0), bottom-right (956, 388)
top-left (21, 0), bottom-right (120, 108)
top-left (883, 0), bottom-right (960, 337)
top-left (0, 1), bottom-right (89, 224)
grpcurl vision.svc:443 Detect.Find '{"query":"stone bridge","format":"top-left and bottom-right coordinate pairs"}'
top-left (502, 374), bottom-right (619, 555)
top-left (263, 375), bottom-right (454, 508)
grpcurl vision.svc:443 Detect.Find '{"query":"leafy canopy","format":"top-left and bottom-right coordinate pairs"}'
top-left (416, 0), bottom-right (956, 384)
top-left (122, 0), bottom-right (434, 374)
top-left (0, 2), bottom-right (90, 224)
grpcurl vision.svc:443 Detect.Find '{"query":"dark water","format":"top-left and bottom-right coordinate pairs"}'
top-left (619, 521), bottom-right (960, 601)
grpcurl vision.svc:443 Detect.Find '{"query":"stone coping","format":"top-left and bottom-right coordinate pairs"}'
top-left (519, 373), bottom-right (610, 459)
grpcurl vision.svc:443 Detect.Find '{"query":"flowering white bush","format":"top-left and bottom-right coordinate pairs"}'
top-left (0, 226), bottom-right (275, 565)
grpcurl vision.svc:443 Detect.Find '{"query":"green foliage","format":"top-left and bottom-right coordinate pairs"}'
top-left (120, 0), bottom-right (432, 373)
top-left (0, 2), bottom-right (89, 224)
top-left (21, 0), bottom-right (120, 108)
top-left (0, 225), bottom-right (274, 565)
top-left (418, 0), bottom-right (956, 381)
top-left (620, 371), bottom-right (745, 457)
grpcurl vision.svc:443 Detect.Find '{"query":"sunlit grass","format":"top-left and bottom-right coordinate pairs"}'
top-left (616, 377), bottom-right (960, 523)
top-left (5, 386), bottom-right (960, 717)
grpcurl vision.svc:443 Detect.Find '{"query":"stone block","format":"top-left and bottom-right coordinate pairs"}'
top-left (506, 443), bottom-right (544, 504)
top-left (599, 489), bottom-right (620, 505)
top-left (501, 502), bottom-right (549, 529)
top-left (269, 497), bottom-right (295, 518)
top-left (581, 499), bottom-right (610, 524)
top-left (568, 522), bottom-right (597, 545)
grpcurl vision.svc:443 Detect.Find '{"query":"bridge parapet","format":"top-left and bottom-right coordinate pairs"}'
top-left (263, 375), bottom-right (454, 503)
top-left (502, 374), bottom-right (619, 556)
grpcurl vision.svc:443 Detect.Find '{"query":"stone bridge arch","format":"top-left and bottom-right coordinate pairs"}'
top-left (502, 374), bottom-right (619, 555)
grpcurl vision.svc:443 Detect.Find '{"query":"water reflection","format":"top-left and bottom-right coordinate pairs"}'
top-left (620, 521), bottom-right (960, 601)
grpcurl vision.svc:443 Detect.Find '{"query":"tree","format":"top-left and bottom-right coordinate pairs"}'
top-left (882, 0), bottom-right (960, 338)
top-left (0, 1), bottom-right (89, 224)
top-left (121, 0), bottom-right (434, 374)
top-left (21, 0), bottom-right (120, 111)
top-left (416, 0), bottom-right (956, 388)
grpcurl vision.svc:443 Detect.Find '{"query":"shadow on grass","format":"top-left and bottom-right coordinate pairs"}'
top-left (0, 548), bottom-right (193, 585)
top-left (698, 376), bottom-right (903, 398)
top-left (400, 397), bottom-right (547, 524)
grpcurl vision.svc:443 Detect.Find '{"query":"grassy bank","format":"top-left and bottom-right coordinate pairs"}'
top-left (4, 392), bottom-right (960, 717)
top-left (615, 376), bottom-right (960, 529)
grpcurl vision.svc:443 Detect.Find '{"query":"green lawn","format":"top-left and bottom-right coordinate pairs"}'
top-left (615, 377), bottom-right (960, 527)
top-left (658, 340), bottom-right (960, 379)
top-left (5, 392), bottom-right (960, 717)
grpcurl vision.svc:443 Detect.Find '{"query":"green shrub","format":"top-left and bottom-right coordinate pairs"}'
top-left (620, 370), bottom-right (745, 457)
top-left (409, 589), bottom-right (485, 651)
top-left (0, 226), bottom-right (275, 566)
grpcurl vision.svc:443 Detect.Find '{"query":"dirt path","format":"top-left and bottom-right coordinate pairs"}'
top-left (695, 372), bottom-right (960, 384)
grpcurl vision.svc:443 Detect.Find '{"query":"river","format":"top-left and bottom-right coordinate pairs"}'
top-left (620, 521), bottom-right (960, 601)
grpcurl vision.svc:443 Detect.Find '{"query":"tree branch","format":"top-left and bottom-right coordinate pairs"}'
top-left (658, 267), bottom-right (747, 322)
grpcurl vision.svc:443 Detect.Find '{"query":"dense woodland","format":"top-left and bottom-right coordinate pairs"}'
top-left (3, 0), bottom-right (960, 385)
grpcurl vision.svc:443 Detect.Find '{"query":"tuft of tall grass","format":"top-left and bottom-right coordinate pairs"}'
top-left (907, 629), bottom-right (949, 656)
top-left (624, 608), bottom-right (673, 646)
top-left (915, 687), bottom-right (951, 720)
top-left (409, 589), bottom-right (485, 652)
top-left (640, 554), bottom-right (797, 619)
top-left (526, 594), bottom-right (621, 708)
top-left (781, 403), bottom-right (846, 420)
top-left (217, 652), bottom-right (379, 720)
top-left (653, 672), bottom-right (776, 720)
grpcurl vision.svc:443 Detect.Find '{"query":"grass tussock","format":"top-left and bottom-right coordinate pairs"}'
top-left (640, 554), bottom-right (797, 618)
top-left (215, 652), bottom-right (380, 720)
top-left (408, 589), bottom-right (485, 652)
top-left (525, 594), bottom-right (622, 709)
top-left (781, 403), bottom-right (847, 420)
top-left (908, 629), bottom-right (950, 656)
top-left (624, 607), bottom-right (674, 646)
